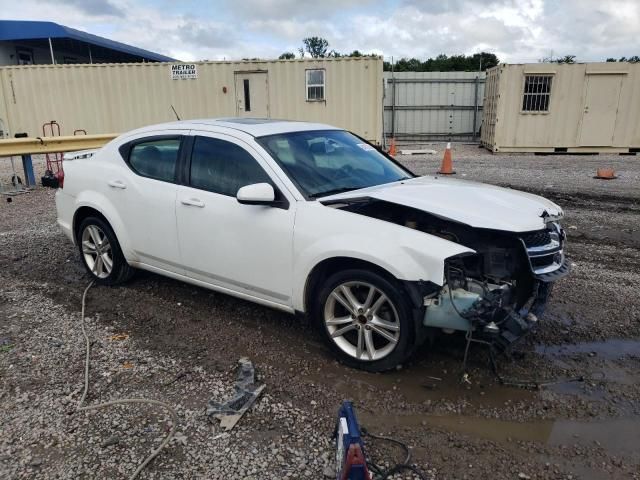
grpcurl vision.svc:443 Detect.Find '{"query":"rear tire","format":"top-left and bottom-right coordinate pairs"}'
top-left (77, 216), bottom-right (134, 285)
top-left (313, 268), bottom-right (417, 372)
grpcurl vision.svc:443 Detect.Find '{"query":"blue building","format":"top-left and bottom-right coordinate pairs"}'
top-left (0, 20), bottom-right (176, 65)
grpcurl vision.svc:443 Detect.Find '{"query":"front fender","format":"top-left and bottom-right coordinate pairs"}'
top-left (73, 191), bottom-right (136, 262)
top-left (292, 203), bottom-right (474, 311)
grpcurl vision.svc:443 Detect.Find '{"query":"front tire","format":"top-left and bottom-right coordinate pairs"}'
top-left (313, 269), bottom-right (417, 372)
top-left (77, 216), bottom-right (134, 285)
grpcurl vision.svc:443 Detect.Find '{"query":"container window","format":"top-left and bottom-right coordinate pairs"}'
top-left (306, 69), bottom-right (325, 101)
top-left (243, 79), bottom-right (251, 112)
top-left (522, 75), bottom-right (553, 112)
top-left (16, 47), bottom-right (34, 65)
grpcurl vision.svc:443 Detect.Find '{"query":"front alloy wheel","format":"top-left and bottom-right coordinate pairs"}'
top-left (314, 269), bottom-right (417, 372)
top-left (324, 282), bottom-right (400, 361)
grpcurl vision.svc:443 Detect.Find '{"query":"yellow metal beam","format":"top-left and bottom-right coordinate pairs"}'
top-left (0, 134), bottom-right (118, 157)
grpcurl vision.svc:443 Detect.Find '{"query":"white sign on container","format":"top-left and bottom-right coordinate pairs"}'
top-left (171, 64), bottom-right (198, 80)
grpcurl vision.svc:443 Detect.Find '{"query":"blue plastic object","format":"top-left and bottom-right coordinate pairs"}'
top-left (335, 401), bottom-right (370, 480)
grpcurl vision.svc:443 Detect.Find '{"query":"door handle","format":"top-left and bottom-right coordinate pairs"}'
top-left (180, 198), bottom-right (205, 208)
top-left (108, 180), bottom-right (126, 189)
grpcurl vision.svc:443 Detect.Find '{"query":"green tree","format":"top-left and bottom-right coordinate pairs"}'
top-left (345, 50), bottom-right (379, 58)
top-left (383, 52), bottom-right (498, 72)
top-left (278, 52), bottom-right (296, 60)
top-left (557, 54), bottom-right (576, 64)
top-left (540, 54), bottom-right (576, 63)
top-left (472, 52), bottom-right (499, 70)
top-left (302, 36), bottom-right (329, 58)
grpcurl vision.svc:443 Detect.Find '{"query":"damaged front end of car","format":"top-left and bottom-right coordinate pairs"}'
top-left (327, 198), bottom-right (570, 352)
top-left (424, 220), bottom-right (569, 351)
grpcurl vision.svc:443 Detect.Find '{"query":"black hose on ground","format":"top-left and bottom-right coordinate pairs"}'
top-left (361, 427), bottom-right (428, 480)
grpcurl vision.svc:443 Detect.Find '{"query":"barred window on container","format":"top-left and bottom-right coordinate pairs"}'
top-left (522, 75), bottom-right (553, 112)
top-left (306, 69), bottom-right (325, 101)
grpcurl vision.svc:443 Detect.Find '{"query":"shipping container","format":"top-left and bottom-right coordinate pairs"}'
top-left (0, 57), bottom-right (383, 144)
top-left (384, 71), bottom-right (485, 142)
top-left (481, 62), bottom-right (640, 153)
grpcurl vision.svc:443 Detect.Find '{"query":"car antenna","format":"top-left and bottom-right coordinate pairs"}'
top-left (170, 105), bottom-right (181, 121)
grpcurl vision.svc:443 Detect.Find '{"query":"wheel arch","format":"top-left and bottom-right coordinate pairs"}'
top-left (73, 206), bottom-right (110, 243)
top-left (71, 193), bottom-right (133, 260)
top-left (302, 256), bottom-right (422, 315)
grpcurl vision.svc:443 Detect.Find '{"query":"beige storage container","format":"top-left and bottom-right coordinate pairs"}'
top-left (0, 57), bottom-right (383, 144)
top-left (481, 62), bottom-right (640, 153)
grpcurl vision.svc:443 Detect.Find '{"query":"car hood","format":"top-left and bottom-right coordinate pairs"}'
top-left (320, 176), bottom-right (563, 232)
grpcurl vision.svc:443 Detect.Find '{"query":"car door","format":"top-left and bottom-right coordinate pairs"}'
top-left (107, 132), bottom-right (187, 273)
top-left (176, 131), bottom-right (296, 307)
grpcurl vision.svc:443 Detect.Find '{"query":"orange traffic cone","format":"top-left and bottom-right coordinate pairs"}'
top-left (594, 168), bottom-right (617, 180)
top-left (388, 137), bottom-right (397, 157)
top-left (438, 142), bottom-right (456, 174)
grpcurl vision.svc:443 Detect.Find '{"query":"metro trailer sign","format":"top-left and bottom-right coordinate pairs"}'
top-left (171, 64), bottom-right (198, 80)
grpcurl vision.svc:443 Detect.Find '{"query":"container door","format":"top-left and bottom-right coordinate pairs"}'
top-left (578, 74), bottom-right (624, 147)
top-left (234, 72), bottom-right (269, 118)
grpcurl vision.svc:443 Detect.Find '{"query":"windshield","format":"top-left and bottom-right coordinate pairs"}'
top-left (255, 130), bottom-right (413, 198)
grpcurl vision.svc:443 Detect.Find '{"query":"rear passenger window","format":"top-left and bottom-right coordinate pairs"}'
top-left (190, 136), bottom-right (271, 196)
top-left (129, 138), bottom-right (180, 182)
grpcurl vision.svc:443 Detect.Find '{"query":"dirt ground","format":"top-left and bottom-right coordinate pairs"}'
top-left (1, 144), bottom-right (639, 479)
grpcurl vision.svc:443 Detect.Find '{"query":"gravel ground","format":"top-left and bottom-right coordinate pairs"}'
top-left (1, 145), bottom-right (640, 479)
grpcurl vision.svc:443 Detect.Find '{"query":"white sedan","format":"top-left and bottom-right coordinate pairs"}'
top-left (56, 118), bottom-right (569, 371)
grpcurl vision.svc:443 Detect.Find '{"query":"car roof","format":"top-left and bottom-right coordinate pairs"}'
top-left (125, 118), bottom-right (341, 138)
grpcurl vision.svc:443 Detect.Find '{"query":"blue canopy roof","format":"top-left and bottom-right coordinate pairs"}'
top-left (0, 20), bottom-right (176, 62)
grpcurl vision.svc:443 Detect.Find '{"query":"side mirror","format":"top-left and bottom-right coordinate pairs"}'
top-left (236, 183), bottom-right (276, 205)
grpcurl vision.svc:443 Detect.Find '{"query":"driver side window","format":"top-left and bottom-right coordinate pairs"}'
top-left (189, 136), bottom-right (272, 196)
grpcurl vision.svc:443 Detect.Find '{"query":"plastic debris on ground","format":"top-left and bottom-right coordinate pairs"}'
top-left (206, 357), bottom-right (265, 431)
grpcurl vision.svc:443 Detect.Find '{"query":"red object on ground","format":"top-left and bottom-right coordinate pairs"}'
top-left (388, 137), bottom-right (397, 157)
top-left (438, 142), bottom-right (456, 175)
top-left (594, 168), bottom-right (617, 180)
top-left (43, 121), bottom-right (64, 176)
top-left (339, 444), bottom-right (371, 480)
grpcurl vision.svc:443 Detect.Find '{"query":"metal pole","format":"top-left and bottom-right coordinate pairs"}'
top-left (472, 75), bottom-right (479, 141)
top-left (390, 57), bottom-right (396, 140)
top-left (21, 154), bottom-right (35, 186)
top-left (381, 78), bottom-right (387, 150)
top-left (48, 38), bottom-right (55, 64)
top-left (14, 132), bottom-right (34, 186)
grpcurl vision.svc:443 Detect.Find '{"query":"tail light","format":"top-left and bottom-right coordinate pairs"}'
top-left (56, 170), bottom-right (64, 189)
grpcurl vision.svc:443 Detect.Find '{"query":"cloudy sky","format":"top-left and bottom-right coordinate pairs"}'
top-left (3, 0), bottom-right (639, 63)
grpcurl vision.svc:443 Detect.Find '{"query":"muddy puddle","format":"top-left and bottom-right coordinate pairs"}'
top-left (302, 338), bottom-right (640, 409)
top-left (359, 411), bottom-right (640, 461)
top-left (303, 356), bottom-right (533, 408)
top-left (535, 338), bottom-right (640, 360)
top-left (533, 338), bottom-right (640, 399)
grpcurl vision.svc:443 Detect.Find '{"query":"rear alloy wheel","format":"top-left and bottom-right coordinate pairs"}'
top-left (315, 269), bottom-right (416, 372)
top-left (81, 224), bottom-right (113, 279)
top-left (77, 216), bottom-right (134, 285)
